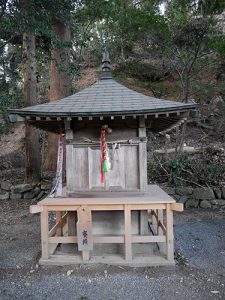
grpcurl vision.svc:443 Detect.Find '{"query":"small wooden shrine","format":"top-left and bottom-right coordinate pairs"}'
top-left (9, 51), bottom-right (197, 266)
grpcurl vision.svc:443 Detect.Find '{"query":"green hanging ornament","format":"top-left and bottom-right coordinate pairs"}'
top-left (102, 160), bottom-right (108, 173)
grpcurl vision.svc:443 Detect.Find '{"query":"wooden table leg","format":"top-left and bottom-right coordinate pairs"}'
top-left (166, 204), bottom-right (174, 261)
top-left (82, 250), bottom-right (90, 261)
top-left (56, 211), bottom-right (62, 236)
top-left (124, 205), bottom-right (132, 261)
top-left (41, 206), bottom-right (49, 260)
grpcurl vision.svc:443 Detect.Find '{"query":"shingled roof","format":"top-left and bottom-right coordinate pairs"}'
top-left (9, 79), bottom-right (196, 118)
top-left (9, 50), bottom-right (197, 132)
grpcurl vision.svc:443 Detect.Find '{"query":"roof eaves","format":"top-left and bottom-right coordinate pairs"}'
top-left (8, 103), bottom-right (197, 118)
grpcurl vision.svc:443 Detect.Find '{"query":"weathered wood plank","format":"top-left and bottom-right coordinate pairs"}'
top-left (138, 142), bottom-right (147, 191)
top-left (124, 205), bottom-right (132, 261)
top-left (77, 206), bottom-right (93, 252)
top-left (67, 211), bottom-right (76, 236)
top-left (171, 203), bottom-right (184, 212)
top-left (132, 235), bottom-right (165, 243)
top-left (166, 204), bottom-right (174, 261)
top-left (41, 207), bottom-right (49, 259)
top-left (30, 205), bottom-right (42, 214)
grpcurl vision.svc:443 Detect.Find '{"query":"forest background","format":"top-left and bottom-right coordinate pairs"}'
top-left (0, 0), bottom-right (225, 188)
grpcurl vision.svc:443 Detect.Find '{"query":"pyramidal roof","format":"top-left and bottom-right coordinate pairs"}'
top-left (10, 78), bottom-right (196, 118)
top-left (9, 50), bottom-right (197, 133)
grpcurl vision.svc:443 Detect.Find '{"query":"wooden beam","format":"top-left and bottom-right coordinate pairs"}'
top-left (171, 203), bottom-right (183, 212)
top-left (49, 236), bottom-right (77, 243)
top-left (139, 116), bottom-right (145, 128)
top-left (132, 235), bottom-right (165, 243)
top-left (139, 142), bottom-right (147, 191)
top-left (94, 236), bottom-right (124, 243)
top-left (158, 220), bottom-right (166, 235)
top-left (48, 212), bottom-right (68, 237)
top-left (30, 205), bottom-right (42, 214)
top-left (124, 205), bottom-right (132, 261)
top-left (41, 207), bottom-right (49, 259)
top-left (166, 204), bottom-right (174, 261)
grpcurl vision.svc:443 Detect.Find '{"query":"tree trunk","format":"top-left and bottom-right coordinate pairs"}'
top-left (23, 33), bottom-right (41, 183)
top-left (45, 20), bottom-right (71, 171)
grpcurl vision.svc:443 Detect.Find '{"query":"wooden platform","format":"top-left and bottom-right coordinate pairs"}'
top-left (30, 185), bottom-right (183, 266)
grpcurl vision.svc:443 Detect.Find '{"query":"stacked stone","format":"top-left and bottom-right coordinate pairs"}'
top-left (0, 182), bottom-right (52, 201)
top-left (162, 186), bottom-right (225, 209)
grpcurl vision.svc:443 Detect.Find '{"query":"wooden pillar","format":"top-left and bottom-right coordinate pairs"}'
top-left (124, 205), bottom-right (132, 261)
top-left (166, 204), bottom-right (174, 261)
top-left (41, 207), bottom-right (49, 259)
top-left (64, 120), bottom-right (74, 141)
top-left (138, 117), bottom-right (147, 192)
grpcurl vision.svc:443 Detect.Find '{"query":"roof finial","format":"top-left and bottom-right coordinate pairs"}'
top-left (101, 48), bottom-right (112, 79)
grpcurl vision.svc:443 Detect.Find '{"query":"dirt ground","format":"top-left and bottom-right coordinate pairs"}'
top-left (0, 199), bottom-right (225, 300)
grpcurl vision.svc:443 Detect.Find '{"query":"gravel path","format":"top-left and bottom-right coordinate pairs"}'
top-left (0, 199), bottom-right (224, 300)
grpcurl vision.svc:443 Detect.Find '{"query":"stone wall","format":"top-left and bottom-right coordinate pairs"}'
top-left (162, 186), bottom-right (225, 209)
top-left (1, 180), bottom-right (225, 209)
top-left (0, 182), bottom-right (51, 201)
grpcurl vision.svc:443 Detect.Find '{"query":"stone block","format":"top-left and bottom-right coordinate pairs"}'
top-left (36, 191), bottom-right (46, 200)
top-left (11, 184), bottom-right (33, 194)
top-left (10, 193), bottom-right (23, 200)
top-left (211, 199), bottom-right (225, 206)
top-left (1, 181), bottom-right (12, 191)
top-left (210, 199), bottom-right (217, 205)
top-left (185, 199), bottom-right (199, 209)
top-left (214, 188), bottom-right (222, 199)
top-left (193, 187), bottom-right (214, 200)
top-left (41, 183), bottom-right (52, 191)
top-left (175, 187), bottom-right (193, 196)
top-left (24, 187), bottom-right (41, 199)
top-left (0, 192), bottom-right (9, 200)
top-left (199, 200), bottom-right (212, 209)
